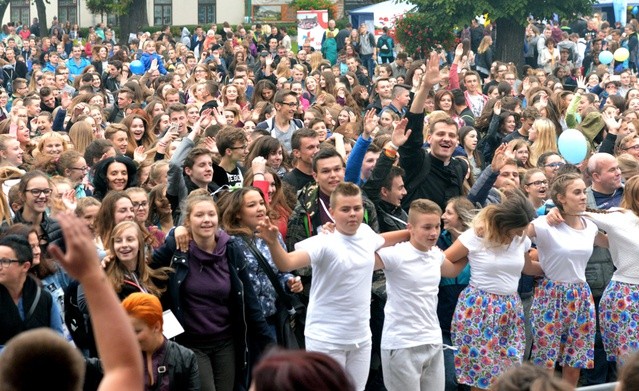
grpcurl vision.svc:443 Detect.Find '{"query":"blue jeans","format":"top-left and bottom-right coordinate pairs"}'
top-left (360, 53), bottom-right (375, 80)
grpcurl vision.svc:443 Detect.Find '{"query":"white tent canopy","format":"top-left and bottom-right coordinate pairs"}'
top-left (349, 0), bottom-right (416, 34)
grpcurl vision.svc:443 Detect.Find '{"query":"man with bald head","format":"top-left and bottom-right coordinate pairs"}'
top-left (586, 152), bottom-right (624, 209)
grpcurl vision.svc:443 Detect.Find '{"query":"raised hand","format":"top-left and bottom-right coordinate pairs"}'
top-left (251, 156), bottom-right (267, 174)
top-left (602, 111), bottom-right (621, 134)
top-left (202, 136), bottom-right (216, 152)
top-left (491, 144), bottom-right (509, 172)
top-left (391, 118), bottom-right (412, 148)
top-left (423, 51), bottom-right (442, 87)
top-left (133, 146), bottom-right (147, 163)
top-left (454, 43), bottom-right (463, 59)
top-left (256, 216), bottom-right (280, 246)
top-left (576, 75), bottom-right (587, 90)
top-left (362, 109), bottom-right (379, 139)
top-left (61, 189), bottom-right (77, 212)
top-left (48, 212), bottom-right (101, 281)
top-left (493, 100), bottom-right (502, 116)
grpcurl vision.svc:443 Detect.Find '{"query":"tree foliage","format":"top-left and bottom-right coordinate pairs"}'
top-left (85, 0), bottom-right (132, 16)
top-left (404, 0), bottom-right (598, 63)
top-left (395, 13), bottom-right (457, 58)
top-left (409, 0), bottom-right (597, 26)
top-left (290, 0), bottom-right (338, 21)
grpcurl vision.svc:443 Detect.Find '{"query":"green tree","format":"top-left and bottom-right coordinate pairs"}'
top-left (34, 0), bottom-right (49, 35)
top-left (85, 0), bottom-right (148, 42)
top-left (407, 0), bottom-right (597, 67)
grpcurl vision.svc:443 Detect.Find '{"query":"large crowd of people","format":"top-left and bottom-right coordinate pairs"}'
top-left (1, 10), bottom-right (639, 391)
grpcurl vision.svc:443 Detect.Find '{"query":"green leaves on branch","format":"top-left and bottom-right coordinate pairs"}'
top-left (394, 13), bottom-right (456, 57)
top-left (290, 0), bottom-right (338, 20)
top-left (85, 0), bottom-right (132, 16)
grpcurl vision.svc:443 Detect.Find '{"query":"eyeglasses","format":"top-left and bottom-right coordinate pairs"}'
top-left (25, 188), bottom-right (52, 196)
top-left (69, 166), bottom-right (89, 171)
top-left (544, 162), bottom-right (565, 168)
top-left (526, 180), bottom-right (548, 186)
top-left (132, 201), bottom-right (148, 209)
top-left (230, 144), bottom-right (248, 150)
top-left (279, 101), bottom-right (298, 107)
top-left (0, 258), bottom-right (20, 268)
top-left (623, 144), bottom-right (639, 151)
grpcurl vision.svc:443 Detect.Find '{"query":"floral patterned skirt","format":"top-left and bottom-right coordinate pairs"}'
top-left (600, 280), bottom-right (639, 365)
top-left (452, 285), bottom-right (524, 389)
top-left (531, 278), bottom-right (595, 369)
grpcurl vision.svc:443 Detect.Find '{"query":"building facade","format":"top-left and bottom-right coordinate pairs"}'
top-left (2, 0), bottom-right (245, 30)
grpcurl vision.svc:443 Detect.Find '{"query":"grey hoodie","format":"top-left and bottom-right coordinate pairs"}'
top-left (181, 27), bottom-right (191, 49)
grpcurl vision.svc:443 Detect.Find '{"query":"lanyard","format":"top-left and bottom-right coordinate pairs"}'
top-left (319, 198), bottom-right (335, 223)
top-left (126, 272), bottom-right (148, 294)
top-left (380, 209), bottom-right (407, 226)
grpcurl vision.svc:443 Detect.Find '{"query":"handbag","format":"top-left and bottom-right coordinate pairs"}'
top-left (241, 236), bottom-right (306, 349)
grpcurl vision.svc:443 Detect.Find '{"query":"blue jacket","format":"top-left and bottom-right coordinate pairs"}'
top-left (345, 135), bottom-right (372, 186)
top-left (140, 52), bottom-right (168, 75)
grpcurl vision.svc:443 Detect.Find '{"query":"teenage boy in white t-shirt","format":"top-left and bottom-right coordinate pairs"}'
top-left (257, 182), bottom-right (407, 391)
top-left (376, 198), bottom-right (468, 391)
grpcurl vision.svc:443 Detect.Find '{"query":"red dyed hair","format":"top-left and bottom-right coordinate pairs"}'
top-left (122, 292), bottom-right (163, 329)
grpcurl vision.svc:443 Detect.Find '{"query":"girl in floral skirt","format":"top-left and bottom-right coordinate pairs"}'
top-left (528, 173), bottom-right (607, 387)
top-left (580, 175), bottom-right (639, 366)
top-left (445, 193), bottom-right (543, 390)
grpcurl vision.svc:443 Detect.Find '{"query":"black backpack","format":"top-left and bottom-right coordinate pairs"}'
top-left (63, 280), bottom-right (96, 355)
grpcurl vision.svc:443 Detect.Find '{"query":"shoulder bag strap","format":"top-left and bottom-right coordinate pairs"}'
top-left (26, 284), bottom-right (41, 320)
top-left (239, 236), bottom-right (295, 312)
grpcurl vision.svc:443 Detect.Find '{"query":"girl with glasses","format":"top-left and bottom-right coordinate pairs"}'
top-left (12, 170), bottom-right (63, 253)
top-left (58, 150), bottom-right (92, 199)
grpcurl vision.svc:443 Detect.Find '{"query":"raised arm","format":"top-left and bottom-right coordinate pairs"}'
top-left (49, 213), bottom-right (143, 391)
top-left (345, 110), bottom-right (376, 184)
top-left (448, 43), bottom-right (463, 90)
top-left (257, 217), bottom-right (311, 272)
top-left (410, 51), bottom-right (441, 115)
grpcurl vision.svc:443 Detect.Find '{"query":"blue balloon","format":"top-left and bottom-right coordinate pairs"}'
top-left (633, 6), bottom-right (639, 15)
top-left (129, 60), bottom-right (145, 75)
top-left (558, 129), bottom-right (588, 164)
top-left (599, 50), bottom-right (614, 65)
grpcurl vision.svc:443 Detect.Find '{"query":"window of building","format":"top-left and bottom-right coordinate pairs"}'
top-left (154, 0), bottom-right (172, 26)
top-left (198, 0), bottom-right (215, 24)
top-left (58, 0), bottom-right (78, 24)
top-left (10, 0), bottom-right (30, 26)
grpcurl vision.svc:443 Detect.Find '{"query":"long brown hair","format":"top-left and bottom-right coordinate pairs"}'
top-left (105, 221), bottom-right (169, 297)
top-left (473, 191), bottom-right (536, 246)
top-left (218, 186), bottom-right (267, 237)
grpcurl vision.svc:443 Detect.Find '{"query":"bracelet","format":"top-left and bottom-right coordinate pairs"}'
top-left (384, 148), bottom-right (397, 159)
top-left (254, 172), bottom-right (265, 176)
top-left (388, 141), bottom-right (399, 151)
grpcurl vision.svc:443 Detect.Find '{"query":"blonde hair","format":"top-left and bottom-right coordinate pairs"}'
top-left (68, 121), bottom-right (94, 155)
top-left (35, 132), bottom-right (69, 157)
top-left (530, 118), bottom-right (558, 166)
top-left (617, 153), bottom-right (639, 181)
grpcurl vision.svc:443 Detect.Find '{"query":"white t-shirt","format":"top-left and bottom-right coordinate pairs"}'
top-left (378, 241), bottom-right (444, 349)
top-left (295, 224), bottom-right (385, 344)
top-left (531, 216), bottom-right (598, 283)
top-left (460, 229), bottom-right (531, 295)
top-left (584, 209), bottom-right (639, 284)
